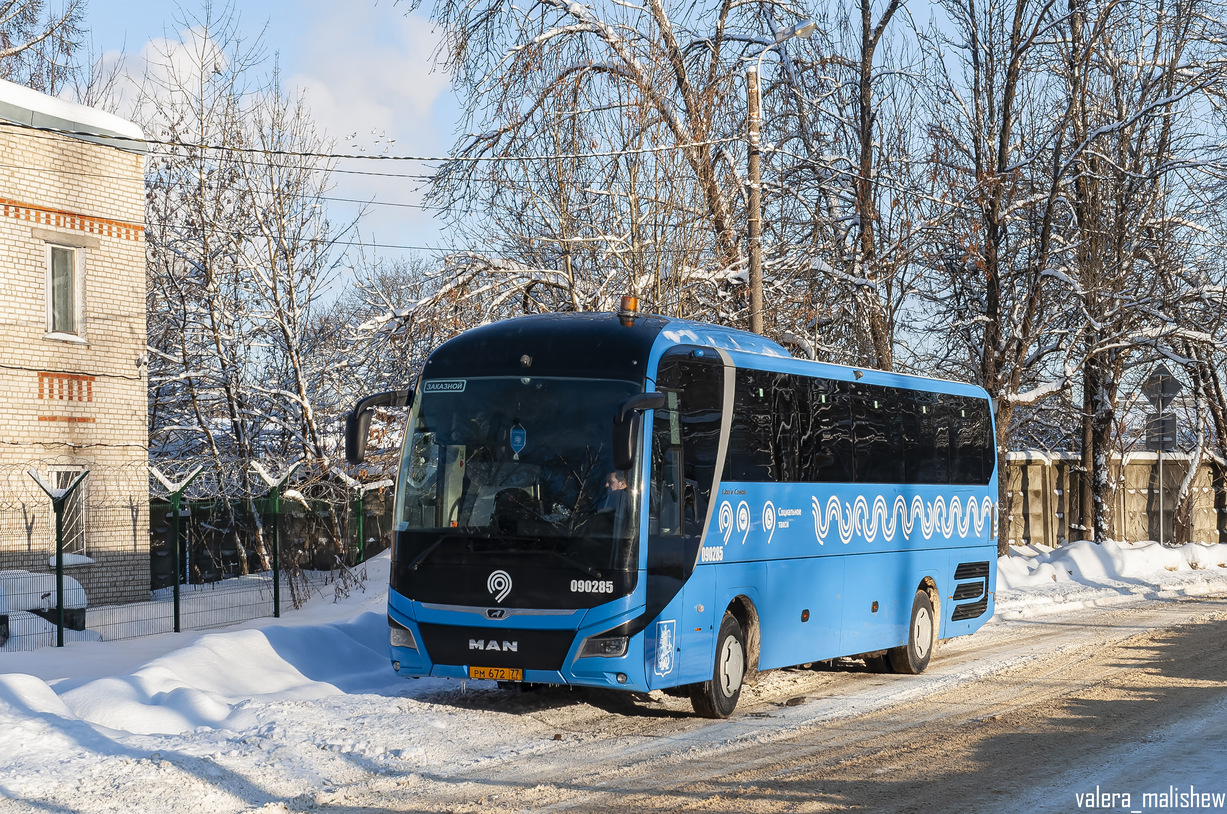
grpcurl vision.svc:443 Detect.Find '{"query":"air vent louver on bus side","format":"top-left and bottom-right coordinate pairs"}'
top-left (951, 560), bottom-right (991, 621)
top-left (952, 582), bottom-right (985, 601)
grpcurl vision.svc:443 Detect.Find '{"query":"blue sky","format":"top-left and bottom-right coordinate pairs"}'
top-left (85, 0), bottom-right (460, 265)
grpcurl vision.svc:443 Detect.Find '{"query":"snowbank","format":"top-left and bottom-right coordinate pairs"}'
top-left (997, 539), bottom-right (1227, 618)
top-left (0, 570), bottom-right (88, 611)
top-left (1, 544), bottom-right (1227, 811)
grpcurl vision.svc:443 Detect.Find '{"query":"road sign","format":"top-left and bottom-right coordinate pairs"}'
top-left (1145, 413), bottom-right (1176, 452)
top-left (1142, 363), bottom-right (1183, 410)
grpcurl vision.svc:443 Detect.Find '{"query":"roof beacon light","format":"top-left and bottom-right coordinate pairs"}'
top-left (618, 295), bottom-right (640, 326)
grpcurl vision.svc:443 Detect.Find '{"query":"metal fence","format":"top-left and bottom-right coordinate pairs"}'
top-left (1, 460), bottom-right (394, 652)
top-left (9, 451), bottom-right (1219, 653)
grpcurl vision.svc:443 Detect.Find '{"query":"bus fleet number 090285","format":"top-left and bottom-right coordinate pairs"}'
top-left (571, 579), bottom-right (614, 594)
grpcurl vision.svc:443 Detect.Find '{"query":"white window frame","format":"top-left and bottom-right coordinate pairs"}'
top-left (44, 243), bottom-right (86, 342)
top-left (48, 467), bottom-right (89, 556)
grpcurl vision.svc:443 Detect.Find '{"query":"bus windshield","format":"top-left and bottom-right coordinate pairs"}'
top-left (394, 376), bottom-right (642, 574)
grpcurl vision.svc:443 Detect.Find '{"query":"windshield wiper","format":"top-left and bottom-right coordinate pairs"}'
top-left (407, 535), bottom-right (449, 572)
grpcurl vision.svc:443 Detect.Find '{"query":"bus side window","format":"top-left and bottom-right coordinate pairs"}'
top-left (726, 369), bottom-right (773, 481)
top-left (931, 396), bottom-right (954, 484)
top-left (771, 372), bottom-right (802, 482)
top-left (805, 378), bottom-right (853, 483)
top-left (904, 391), bottom-right (943, 484)
top-left (658, 354), bottom-right (723, 514)
top-left (951, 396), bottom-right (991, 485)
top-left (853, 384), bottom-right (905, 483)
top-left (651, 392), bottom-right (682, 535)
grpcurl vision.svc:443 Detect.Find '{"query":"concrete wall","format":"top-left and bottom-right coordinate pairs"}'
top-left (1003, 452), bottom-right (1225, 547)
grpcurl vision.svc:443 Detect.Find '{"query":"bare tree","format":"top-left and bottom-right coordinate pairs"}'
top-left (752, 1), bottom-right (933, 370)
top-left (235, 63), bottom-right (355, 465)
top-left (0, 0), bottom-right (86, 93)
top-left (916, 0), bottom-right (1074, 549)
top-left (418, 0), bottom-right (828, 330)
top-left (142, 2), bottom-right (357, 567)
top-left (1059, 0), bottom-right (1227, 540)
top-left (142, 2), bottom-right (267, 568)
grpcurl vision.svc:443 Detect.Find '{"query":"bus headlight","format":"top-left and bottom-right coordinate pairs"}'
top-left (389, 616), bottom-right (418, 651)
top-left (578, 634), bottom-right (628, 659)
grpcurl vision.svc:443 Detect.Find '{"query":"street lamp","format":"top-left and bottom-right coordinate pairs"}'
top-left (746, 20), bottom-right (816, 335)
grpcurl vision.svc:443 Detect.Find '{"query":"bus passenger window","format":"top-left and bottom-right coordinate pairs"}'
top-left (853, 384), bottom-right (904, 483)
top-left (726, 369), bottom-right (773, 481)
top-left (771, 372), bottom-right (802, 482)
top-left (904, 392), bottom-right (945, 484)
top-left (804, 378), bottom-right (853, 483)
top-left (951, 396), bottom-right (991, 485)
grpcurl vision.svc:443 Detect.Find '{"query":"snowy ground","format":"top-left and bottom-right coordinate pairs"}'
top-left (2, 540), bottom-right (1227, 813)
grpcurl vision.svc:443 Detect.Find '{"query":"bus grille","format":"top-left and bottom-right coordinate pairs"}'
top-left (416, 623), bottom-right (576, 671)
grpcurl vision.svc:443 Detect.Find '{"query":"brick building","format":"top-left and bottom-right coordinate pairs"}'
top-left (0, 78), bottom-right (149, 606)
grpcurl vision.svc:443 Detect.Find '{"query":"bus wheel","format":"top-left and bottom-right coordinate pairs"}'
top-left (888, 590), bottom-right (936, 674)
top-left (690, 612), bottom-right (746, 718)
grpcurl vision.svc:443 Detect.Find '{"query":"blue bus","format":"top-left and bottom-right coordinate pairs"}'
top-left (345, 305), bottom-right (997, 717)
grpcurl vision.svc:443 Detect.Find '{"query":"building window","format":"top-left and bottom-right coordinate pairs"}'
top-left (49, 468), bottom-right (88, 555)
top-left (46, 244), bottom-right (84, 338)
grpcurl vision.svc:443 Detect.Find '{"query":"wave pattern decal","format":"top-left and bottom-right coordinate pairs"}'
top-left (810, 494), bottom-right (998, 545)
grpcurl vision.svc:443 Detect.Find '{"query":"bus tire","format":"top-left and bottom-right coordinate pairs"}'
top-left (889, 590), bottom-right (936, 675)
top-left (690, 612), bottom-right (746, 718)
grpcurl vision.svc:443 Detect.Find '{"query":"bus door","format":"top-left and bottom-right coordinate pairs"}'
top-left (645, 349), bottom-right (725, 687)
top-left (839, 382), bottom-right (909, 654)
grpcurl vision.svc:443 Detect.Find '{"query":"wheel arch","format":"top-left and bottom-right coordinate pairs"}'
top-left (919, 575), bottom-right (941, 636)
top-left (726, 594), bottom-right (760, 682)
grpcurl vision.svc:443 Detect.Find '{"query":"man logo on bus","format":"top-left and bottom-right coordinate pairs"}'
top-left (488, 570), bottom-right (512, 603)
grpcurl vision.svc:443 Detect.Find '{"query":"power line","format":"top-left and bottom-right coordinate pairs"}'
top-left (1, 151), bottom-right (741, 255)
top-left (148, 230), bottom-right (732, 257)
top-left (0, 161), bottom-right (442, 211)
top-left (324, 195), bottom-right (439, 210)
top-left (0, 117), bottom-right (742, 165)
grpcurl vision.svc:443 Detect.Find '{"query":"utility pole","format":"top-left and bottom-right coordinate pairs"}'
top-left (746, 64), bottom-right (764, 335)
top-left (745, 20), bottom-right (815, 335)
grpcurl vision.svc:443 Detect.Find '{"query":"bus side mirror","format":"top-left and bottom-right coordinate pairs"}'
top-left (345, 388), bottom-right (414, 464)
top-left (612, 392), bottom-right (667, 471)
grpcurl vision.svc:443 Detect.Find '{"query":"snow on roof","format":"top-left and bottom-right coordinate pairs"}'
top-left (0, 77), bottom-right (146, 154)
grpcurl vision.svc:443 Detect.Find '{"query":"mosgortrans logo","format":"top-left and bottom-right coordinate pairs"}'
top-left (488, 570), bottom-right (512, 603)
top-left (423, 379), bottom-right (466, 394)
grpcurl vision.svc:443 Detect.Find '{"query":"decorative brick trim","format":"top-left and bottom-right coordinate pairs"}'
top-left (38, 372), bottom-right (94, 402)
top-left (0, 196), bottom-right (144, 241)
top-left (37, 415), bottom-right (96, 423)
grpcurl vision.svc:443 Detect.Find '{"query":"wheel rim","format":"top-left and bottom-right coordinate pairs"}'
top-left (914, 605), bottom-right (933, 659)
top-left (718, 635), bottom-right (745, 696)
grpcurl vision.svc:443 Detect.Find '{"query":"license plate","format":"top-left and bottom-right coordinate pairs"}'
top-left (469, 666), bottom-right (523, 681)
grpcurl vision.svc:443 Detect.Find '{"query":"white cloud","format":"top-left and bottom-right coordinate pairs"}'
top-left (85, 1), bottom-right (455, 256)
top-left (289, 9), bottom-right (451, 151)
top-left (284, 2), bottom-right (454, 253)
